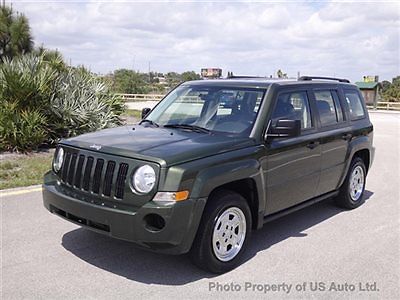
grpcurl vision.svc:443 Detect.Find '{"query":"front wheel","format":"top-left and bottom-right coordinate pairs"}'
top-left (190, 190), bottom-right (251, 273)
top-left (336, 157), bottom-right (367, 209)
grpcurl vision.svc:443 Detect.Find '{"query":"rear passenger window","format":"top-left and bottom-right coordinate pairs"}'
top-left (344, 90), bottom-right (366, 120)
top-left (271, 91), bottom-right (312, 130)
top-left (314, 90), bottom-right (344, 126)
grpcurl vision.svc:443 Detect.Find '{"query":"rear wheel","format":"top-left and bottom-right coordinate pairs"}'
top-left (190, 190), bottom-right (251, 273)
top-left (336, 157), bottom-right (367, 209)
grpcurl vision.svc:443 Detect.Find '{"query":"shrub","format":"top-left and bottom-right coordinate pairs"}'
top-left (0, 54), bottom-right (57, 109)
top-left (0, 102), bottom-right (47, 151)
top-left (48, 67), bottom-right (124, 140)
top-left (0, 53), bottom-right (124, 151)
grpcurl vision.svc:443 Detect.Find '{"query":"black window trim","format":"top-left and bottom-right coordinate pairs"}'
top-left (269, 89), bottom-right (317, 136)
top-left (313, 88), bottom-right (347, 128)
top-left (343, 88), bottom-right (367, 121)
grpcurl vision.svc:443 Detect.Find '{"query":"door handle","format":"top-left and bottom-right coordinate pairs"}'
top-left (306, 141), bottom-right (319, 149)
top-left (342, 133), bottom-right (352, 141)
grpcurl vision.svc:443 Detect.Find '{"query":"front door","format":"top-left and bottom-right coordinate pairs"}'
top-left (265, 90), bottom-right (321, 214)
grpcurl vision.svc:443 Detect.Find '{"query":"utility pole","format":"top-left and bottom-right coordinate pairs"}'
top-left (148, 61), bottom-right (151, 83)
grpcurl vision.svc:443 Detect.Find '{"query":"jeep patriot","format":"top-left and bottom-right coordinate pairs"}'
top-left (43, 76), bottom-right (374, 273)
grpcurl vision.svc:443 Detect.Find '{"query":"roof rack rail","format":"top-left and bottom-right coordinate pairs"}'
top-left (298, 76), bottom-right (350, 83)
top-left (227, 75), bottom-right (267, 79)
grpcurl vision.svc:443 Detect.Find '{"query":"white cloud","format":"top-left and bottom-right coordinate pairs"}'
top-left (13, 0), bottom-right (400, 81)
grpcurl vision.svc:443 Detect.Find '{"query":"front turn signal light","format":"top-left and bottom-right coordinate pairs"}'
top-left (152, 191), bottom-right (189, 203)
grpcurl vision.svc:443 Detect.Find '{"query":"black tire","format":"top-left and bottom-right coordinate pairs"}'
top-left (335, 157), bottom-right (367, 209)
top-left (189, 189), bottom-right (252, 273)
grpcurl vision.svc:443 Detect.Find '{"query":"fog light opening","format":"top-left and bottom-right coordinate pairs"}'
top-left (143, 214), bottom-right (166, 232)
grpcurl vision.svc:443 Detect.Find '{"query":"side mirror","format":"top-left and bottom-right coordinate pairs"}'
top-left (267, 119), bottom-right (301, 139)
top-left (141, 107), bottom-right (151, 119)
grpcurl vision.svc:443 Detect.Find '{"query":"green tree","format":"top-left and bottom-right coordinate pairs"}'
top-left (381, 80), bottom-right (391, 93)
top-left (165, 72), bottom-right (181, 87)
top-left (181, 71), bottom-right (200, 82)
top-left (0, 6), bottom-right (33, 61)
top-left (111, 69), bottom-right (147, 94)
top-left (277, 69), bottom-right (287, 79)
top-left (382, 76), bottom-right (400, 102)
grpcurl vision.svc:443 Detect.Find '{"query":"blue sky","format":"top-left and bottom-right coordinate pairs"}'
top-left (13, 0), bottom-right (400, 82)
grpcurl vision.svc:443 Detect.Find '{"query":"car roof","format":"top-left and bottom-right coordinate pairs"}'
top-left (183, 78), bottom-right (357, 89)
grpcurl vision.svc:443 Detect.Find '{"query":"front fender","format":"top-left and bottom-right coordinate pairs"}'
top-left (191, 157), bottom-right (266, 229)
top-left (157, 146), bottom-right (267, 229)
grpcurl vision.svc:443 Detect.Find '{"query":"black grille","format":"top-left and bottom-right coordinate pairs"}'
top-left (92, 159), bottom-right (104, 194)
top-left (58, 148), bottom-right (129, 200)
top-left (61, 152), bottom-right (71, 182)
top-left (82, 156), bottom-right (94, 191)
top-left (67, 153), bottom-right (77, 185)
top-left (115, 163), bottom-right (129, 199)
top-left (74, 155), bottom-right (85, 188)
top-left (103, 161), bottom-right (116, 197)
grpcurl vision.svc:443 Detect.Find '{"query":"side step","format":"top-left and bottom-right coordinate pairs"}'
top-left (263, 190), bottom-right (339, 224)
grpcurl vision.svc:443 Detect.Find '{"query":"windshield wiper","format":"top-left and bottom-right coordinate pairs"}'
top-left (164, 124), bottom-right (211, 134)
top-left (139, 119), bottom-right (159, 127)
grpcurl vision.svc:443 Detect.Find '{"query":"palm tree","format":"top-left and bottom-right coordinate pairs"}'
top-left (0, 5), bottom-right (33, 61)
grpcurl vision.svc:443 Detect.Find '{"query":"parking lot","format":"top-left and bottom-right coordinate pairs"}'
top-left (1, 112), bottom-right (399, 299)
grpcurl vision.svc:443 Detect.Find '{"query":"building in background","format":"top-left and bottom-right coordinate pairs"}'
top-left (201, 68), bottom-right (222, 79)
top-left (355, 75), bottom-right (381, 107)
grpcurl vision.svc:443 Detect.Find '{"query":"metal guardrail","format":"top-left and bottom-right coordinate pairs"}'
top-left (116, 94), bottom-right (164, 102)
top-left (366, 102), bottom-right (400, 111)
top-left (118, 94), bottom-right (400, 111)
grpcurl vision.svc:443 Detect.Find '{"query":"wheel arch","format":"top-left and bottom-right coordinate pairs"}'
top-left (190, 158), bottom-right (266, 230)
top-left (338, 136), bottom-right (372, 188)
top-left (207, 178), bottom-right (260, 230)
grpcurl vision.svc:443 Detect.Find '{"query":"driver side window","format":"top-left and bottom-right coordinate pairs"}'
top-left (271, 91), bottom-right (312, 130)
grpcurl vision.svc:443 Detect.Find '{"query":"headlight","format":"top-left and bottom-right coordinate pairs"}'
top-left (53, 147), bottom-right (64, 172)
top-left (132, 165), bottom-right (156, 194)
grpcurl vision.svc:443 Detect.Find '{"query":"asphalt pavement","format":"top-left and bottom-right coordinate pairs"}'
top-left (1, 112), bottom-right (399, 299)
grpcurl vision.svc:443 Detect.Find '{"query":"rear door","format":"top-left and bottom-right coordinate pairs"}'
top-left (265, 89), bottom-right (321, 214)
top-left (312, 88), bottom-right (351, 195)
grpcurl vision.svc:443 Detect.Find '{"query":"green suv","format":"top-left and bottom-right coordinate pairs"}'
top-left (43, 76), bottom-right (374, 273)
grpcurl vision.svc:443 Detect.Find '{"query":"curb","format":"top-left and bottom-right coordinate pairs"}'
top-left (0, 184), bottom-right (43, 197)
top-left (368, 110), bottom-right (400, 114)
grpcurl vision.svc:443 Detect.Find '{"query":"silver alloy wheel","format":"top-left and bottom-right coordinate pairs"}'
top-left (349, 165), bottom-right (365, 201)
top-left (212, 207), bottom-right (246, 262)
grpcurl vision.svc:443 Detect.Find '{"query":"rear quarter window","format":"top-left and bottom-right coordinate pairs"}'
top-left (344, 90), bottom-right (366, 120)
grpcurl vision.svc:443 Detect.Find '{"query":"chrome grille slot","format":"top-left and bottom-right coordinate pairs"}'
top-left (92, 159), bottom-right (104, 194)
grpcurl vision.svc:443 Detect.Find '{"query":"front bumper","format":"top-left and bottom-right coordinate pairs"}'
top-left (42, 172), bottom-right (206, 254)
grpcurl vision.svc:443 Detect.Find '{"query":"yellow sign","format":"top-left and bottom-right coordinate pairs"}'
top-left (363, 76), bottom-right (375, 82)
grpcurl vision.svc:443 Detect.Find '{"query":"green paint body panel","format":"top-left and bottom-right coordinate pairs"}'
top-left (43, 79), bottom-right (374, 254)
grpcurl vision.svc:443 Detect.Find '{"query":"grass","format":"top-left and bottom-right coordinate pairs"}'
top-left (122, 109), bottom-right (142, 119)
top-left (0, 152), bottom-right (53, 190)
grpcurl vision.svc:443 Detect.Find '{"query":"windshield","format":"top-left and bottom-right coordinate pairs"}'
top-left (145, 84), bottom-right (266, 136)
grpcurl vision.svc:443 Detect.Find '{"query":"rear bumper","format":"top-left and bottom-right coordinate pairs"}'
top-left (42, 172), bottom-right (206, 254)
top-left (370, 146), bottom-right (375, 169)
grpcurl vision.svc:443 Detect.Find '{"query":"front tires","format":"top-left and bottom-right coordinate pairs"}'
top-left (336, 157), bottom-right (367, 209)
top-left (190, 190), bottom-right (251, 273)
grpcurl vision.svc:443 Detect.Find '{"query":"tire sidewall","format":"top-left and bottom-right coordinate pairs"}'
top-left (344, 157), bottom-right (367, 208)
top-left (192, 191), bottom-right (252, 273)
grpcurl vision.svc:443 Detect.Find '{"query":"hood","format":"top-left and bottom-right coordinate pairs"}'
top-left (63, 125), bottom-right (256, 167)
